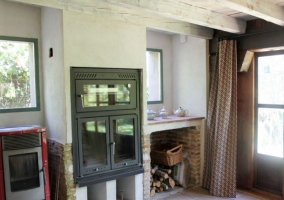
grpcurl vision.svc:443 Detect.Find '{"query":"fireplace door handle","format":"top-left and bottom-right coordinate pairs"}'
top-left (78, 94), bottom-right (85, 108)
top-left (110, 142), bottom-right (115, 155)
top-left (40, 168), bottom-right (46, 185)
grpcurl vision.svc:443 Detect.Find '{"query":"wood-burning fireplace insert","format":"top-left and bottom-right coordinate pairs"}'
top-left (70, 67), bottom-right (143, 187)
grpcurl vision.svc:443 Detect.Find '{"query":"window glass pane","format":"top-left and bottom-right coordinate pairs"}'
top-left (113, 118), bottom-right (135, 163)
top-left (146, 49), bottom-right (163, 103)
top-left (82, 84), bottom-right (131, 107)
top-left (0, 38), bottom-right (39, 111)
top-left (82, 120), bottom-right (107, 167)
top-left (258, 55), bottom-right (284, 104)
top-left (257, 108), bottom-right (283, 158)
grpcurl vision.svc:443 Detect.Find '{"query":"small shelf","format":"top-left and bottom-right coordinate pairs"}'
top-left (143, 115), bottom-right (205, 134)
top-left (147, 115), bottom-right (204, 125)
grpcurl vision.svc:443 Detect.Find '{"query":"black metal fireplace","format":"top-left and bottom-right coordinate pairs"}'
top-left (70, 67), bottom-right (143, 187)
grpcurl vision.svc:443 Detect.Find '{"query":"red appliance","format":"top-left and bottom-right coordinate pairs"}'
top-left (0, 126), bottom-right (50, 200)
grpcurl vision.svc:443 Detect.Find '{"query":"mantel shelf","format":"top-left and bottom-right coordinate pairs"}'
top-left (143, 115), bottom-right (205, 134)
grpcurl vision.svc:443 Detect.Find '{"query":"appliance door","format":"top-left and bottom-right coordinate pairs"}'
top-left (75, 80), bottom-right (137, 112)
top-left (3, 147), bottom-right (45, 200)
top-left (110, 115), bottom-right (139, 169)
top-left (78, 117), bottom-right (111, 176)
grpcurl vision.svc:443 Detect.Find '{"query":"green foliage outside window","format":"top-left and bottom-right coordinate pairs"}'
top-left (0, 36), bottom-right (40, 112)
top-left (0, 41), bottom-right (30, 108)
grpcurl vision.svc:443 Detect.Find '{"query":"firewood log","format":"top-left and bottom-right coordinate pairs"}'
top-left (163, 177), bottom-right (175, 188)
top-left (155, 187), bottom-right (162, 193)
top-left (154, 169), bottom-right (169, 179)
top-left (158, 168), bottom-right (172, 174)
top-left (160, 182), bottom-right (169, 190)
top-left (150, 187), bottom-right (156, 197)
top-left (153, 180), bottom-right (161, 187)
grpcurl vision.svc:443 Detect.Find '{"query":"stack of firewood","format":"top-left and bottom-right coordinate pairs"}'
top-left (150, 165), bottom-right (176, 197)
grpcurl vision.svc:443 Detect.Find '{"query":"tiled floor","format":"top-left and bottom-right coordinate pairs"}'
top-left (151, 187), bottom-right (274, 200)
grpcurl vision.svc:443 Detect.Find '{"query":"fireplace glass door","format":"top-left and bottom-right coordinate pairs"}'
top-left (78, 117), bottom-right (111, 175)
top-left (110, 115), bottom-right (138, 169)
top-left (78, 115), bottom-right (139, 176)
top-left (76, 80), bottom-right (137, 112)
top-left (3, 147), bottom-right (45, 200)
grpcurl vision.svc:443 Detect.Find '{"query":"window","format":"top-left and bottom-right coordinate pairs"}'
top-left (256, 51), bottom-right (284, 158)
top-left (146, 48), bottom-right (163, 104)
top-left (0, 36), bottom-right (40, 112)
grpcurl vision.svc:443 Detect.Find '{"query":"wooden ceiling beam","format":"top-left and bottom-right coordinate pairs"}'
top-left (7, 0), bottom-right (213, 39)
top-left (215, 0), bottom-right (284, 26)
top-left (99, 0), bottom-right (246, 33)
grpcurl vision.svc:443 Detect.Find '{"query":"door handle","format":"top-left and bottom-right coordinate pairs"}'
top-left (40, 168), bottom-right (46, 185)
top-left (78, 94), bottom-right (84, 108)
top-left (110, 142), bottom-right (115, 155)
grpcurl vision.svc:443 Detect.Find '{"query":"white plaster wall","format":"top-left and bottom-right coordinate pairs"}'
top-left (62, 10), bottom-right (147, 143)
top-left (41, 7), bottom-right (66, 143)
top-left (0, 0), bottom-right (44, 127)
top-left (172, 35), bottom-right (208, 117)
top-left (146, 30), bottom-right (173, 115)
top-left (116, 174), bottom-right (143, 200)
top-left (88, 180), bottom-right (116, 200)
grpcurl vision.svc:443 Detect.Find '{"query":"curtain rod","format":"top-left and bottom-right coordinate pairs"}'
top-left (218, 28), bottom-right (284, 41)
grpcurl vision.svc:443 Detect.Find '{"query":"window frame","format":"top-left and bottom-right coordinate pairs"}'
top-left (146, 48), bottom-right (164, 104)
top-left (255, 50), bottom-right (284, 156)
top-left (0, 36), bottom-right (40, 113)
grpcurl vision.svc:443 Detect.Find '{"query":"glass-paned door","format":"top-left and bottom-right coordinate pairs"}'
top-left (78, 117), bottom-right (111, 175)
top-left (76, 80), bottom-right (136, 112)
top-left (255, 52), bottom-right (284, 194)
top-left (110, 115), bottom-right (138, 169)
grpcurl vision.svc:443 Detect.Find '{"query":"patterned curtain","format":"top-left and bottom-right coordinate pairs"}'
top-left (202, 39), bottom-right (237, 197)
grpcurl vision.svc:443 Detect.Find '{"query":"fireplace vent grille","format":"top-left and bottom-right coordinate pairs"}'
top-left (118, 74), bottom-right (136, 79)
top-left (2, 133), bottom-right (41, 150)
top-left (75, 73), bottom-right (97, 79)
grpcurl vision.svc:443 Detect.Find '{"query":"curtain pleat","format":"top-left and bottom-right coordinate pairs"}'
top-left (202, 40), bottom-right (237, 198)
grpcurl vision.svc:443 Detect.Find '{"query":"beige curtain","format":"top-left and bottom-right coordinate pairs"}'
top-left (202, 39), bottom-right (237, 197)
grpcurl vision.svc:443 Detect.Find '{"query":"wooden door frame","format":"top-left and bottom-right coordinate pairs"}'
top-left (254, 50), bottom-right (284, 197)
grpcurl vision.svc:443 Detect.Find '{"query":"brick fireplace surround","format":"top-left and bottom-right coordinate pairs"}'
top-left (47, 116), bottom-right (205, 200)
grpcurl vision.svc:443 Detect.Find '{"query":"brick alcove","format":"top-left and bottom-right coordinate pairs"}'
top-left (142, 116), bottom-right (204, 199)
